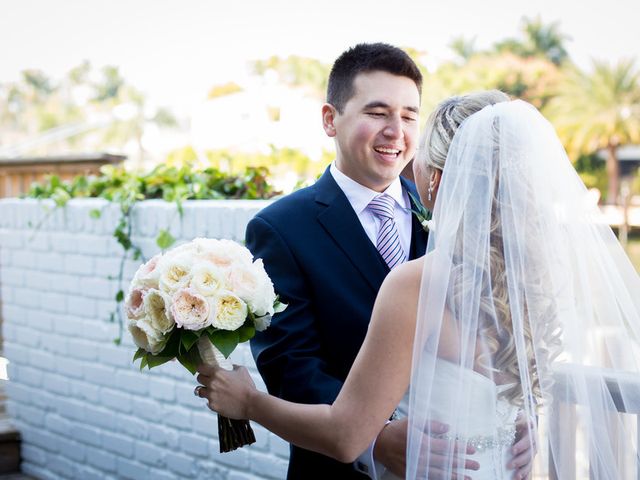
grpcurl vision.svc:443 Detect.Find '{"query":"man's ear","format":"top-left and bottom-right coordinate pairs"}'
top-left (322, 104), bottom-right (338, 137)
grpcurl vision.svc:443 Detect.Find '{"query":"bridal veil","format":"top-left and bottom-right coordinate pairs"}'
top-left (407, 100), bottom-right (640, 478)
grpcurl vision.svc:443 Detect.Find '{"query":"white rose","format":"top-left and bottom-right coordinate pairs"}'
top-left (190, 262), bottom-right (224, 297)
top-left (253, 313), bottom-right (271, 332)
top-left (129, 318), bottom-right (166, 354)
top-left (201, 239), bottom-right (253, 269)
top-left (132, 254), bottom-right (162, 289)
top-left (143, 288), bottom-right (175, 334)
top-left (171, 288), bottom-right (212, 331)
top-left (229, 259), bottom-right (276, 317)
top-left (158, 254), bottom-right (193, 294)
top-left (125, 287), bottom-right (146, 319)
top-left (210, 290), bottom-right (248, 331)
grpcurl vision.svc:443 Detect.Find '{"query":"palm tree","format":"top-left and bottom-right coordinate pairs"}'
top-left (494, 16), bottom-right (570, 66)
top-left (545, 60), bottom-right (640, 203)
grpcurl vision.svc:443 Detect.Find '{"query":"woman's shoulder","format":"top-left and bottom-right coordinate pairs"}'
top-left (376, 256), bottom-right (425, 312)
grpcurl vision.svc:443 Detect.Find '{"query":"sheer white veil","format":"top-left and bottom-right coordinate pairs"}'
top-left (407, 99), bottom-right (640, 478)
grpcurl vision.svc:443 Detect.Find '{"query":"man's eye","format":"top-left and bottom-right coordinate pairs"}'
top-left (367, 112), bottom-right (385, 117)
top-left (403, 116), bottom-right (417, 122)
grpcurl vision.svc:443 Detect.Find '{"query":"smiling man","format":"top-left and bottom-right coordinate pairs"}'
top-left (244, 43), bottom-right (429, 479)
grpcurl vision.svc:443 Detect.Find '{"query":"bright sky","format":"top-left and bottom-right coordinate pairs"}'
top-left (2, 0), bottom-right (638, 115)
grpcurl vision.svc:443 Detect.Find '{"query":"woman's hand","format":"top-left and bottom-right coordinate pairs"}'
top-left (194, 364), bottom-right (257, 419)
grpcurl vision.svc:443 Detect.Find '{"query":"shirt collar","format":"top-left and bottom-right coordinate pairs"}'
top-left (330, 162), bottom-right (407, 214)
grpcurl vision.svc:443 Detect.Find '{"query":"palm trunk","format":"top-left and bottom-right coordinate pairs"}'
top-left (606, 144), bottom-right (620, 205)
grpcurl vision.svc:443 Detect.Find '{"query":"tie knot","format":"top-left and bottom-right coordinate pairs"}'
top-left (368, 194), bottom-right (395, 219)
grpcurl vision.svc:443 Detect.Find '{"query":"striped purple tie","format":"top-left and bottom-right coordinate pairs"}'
top-left (368, 194), bottom-right (406, 269)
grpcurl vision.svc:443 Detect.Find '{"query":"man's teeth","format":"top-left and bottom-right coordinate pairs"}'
top-left (375, 147), bottom-right (401, 155)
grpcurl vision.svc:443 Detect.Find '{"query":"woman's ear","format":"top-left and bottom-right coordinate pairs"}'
top-left (322, 104), bottom-right (337, 137)
top-left (430, 168), bottom-right (442, 191)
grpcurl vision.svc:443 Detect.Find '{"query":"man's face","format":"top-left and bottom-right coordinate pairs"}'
top-left (326, 71), bottom-right (420, 192)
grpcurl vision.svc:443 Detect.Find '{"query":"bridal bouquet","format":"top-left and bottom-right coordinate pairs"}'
top-left (125, 237), bottom-right (286, 452)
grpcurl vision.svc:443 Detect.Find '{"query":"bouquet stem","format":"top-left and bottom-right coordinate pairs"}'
top-left (197, 337), bottom-right (256, 453)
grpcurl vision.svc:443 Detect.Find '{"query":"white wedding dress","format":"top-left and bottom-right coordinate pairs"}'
top-left (383, 359), bottom-right (519, 480)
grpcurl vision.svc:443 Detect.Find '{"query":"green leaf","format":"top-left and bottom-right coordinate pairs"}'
top-left (115, 290), bottom-right (124, 302)
top-left (140, 355), bottom-right (149, 370)
top-left (177, 352), bottom-right (197, 375)
top-left (156, 229), bottom-right (176, 250)
top-left (133, 348), bottom-right (146, 361)
top-left (146, 355), bottom-right (174, 369)
top-left (89, 208), bottom-right (102, 219)
top-left (207, 330), bottom-right (239, 358)
top-left (237, 324), bottom-right (256, 343)
top-left (180, 330), bottom-right (201, 351)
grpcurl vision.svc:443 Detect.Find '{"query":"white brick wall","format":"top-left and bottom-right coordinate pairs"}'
top-left (0, 198), bottom-right (290, 480)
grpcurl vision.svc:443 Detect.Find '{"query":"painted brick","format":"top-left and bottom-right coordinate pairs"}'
top-left (84, 404), bottom-right (117, 432)
top-left (43, 372), bottom-right (71, 395)
top-left (64, 254), bottom-right (95, 275)
top-left (0, 230), bottom-right (24, 248)
top-left (98, 343), bottom-right (132, 368)
top-left (44, 413), bottom-right (73, 437)
top-left (15, 325), bottom-right (40, 348)
top-left (82, 321), bottom-right (119, 342)
top-left (18, 365), bottom-right (44, 387)
top-left (69, 380), bottom-right (101, 403)
top-left (116, 414), bottom-right (149, 440)
top-left (191, 410), bottom-right (218, 438)
top-left (75, 234), bottom-right (110, 256)
top-left (29, 391), bottom-right (57, 413)
top-left (57, 437), bottom-right (87, 462)
top-left (28, 348), bottom-right (56, 372)
top-left (147, 468), bottom-right (178, 480)
top-left (132, 397), bottom-right (162, 423)
top-left (56, 357), bottom-right (83, 380)
top-left (26, 309), bottom-right (54, 332)
top-left (43, 333), bottom-right (69, 355)
top-left (162, 405), bottom-right (192, 430)
top-left (12, 250), bottom-right (35, 269)
top-left (210, 444), bottom-right (250, 470)
top-left (52, 315), bottom-right (84, 336)
top-left (73, 424), bottom-right (103, 448)
top-left (249, 450), bottom-right (289, 479)
top-left (117, 370), bottom-right (149, 395)
top-left (83, 362), bottom-right (116, 387)
top-left (100, 388), bottom-right (132, 413)
top-left (47, 273), bottom-right (81, 294)
top-left (102, 431), bottom-right (134, 458)
top-left (94, 257), bottom-right (122, 277)
top-left (149, 377), bottom-right (176, 402)
top-left (40, 291), bottom-right (66, 313)
top-left (21, 444), bottom-right (47, 466)
top-left (22, 427), bottom-right (59, 453)
top-left (117, 458), bottom-right (148, 480)
top-left (68, 338), bottom-right (99, 361)
top-left (146, 424), bottom-right (179, 449)
top-left (49, 455), bottom-right (76, 478)
top-left (3, 342), bottom-right (30, 364)
top-left (35, 251), bottom-right (65, 272)
top-left (54, 397), bottom-right (86, 422)
top-left (73, 465), bottom-right (105, 480)
top-left (85, 446), bottom-right (117, 472)
top-left (1, 266), bottom-right (25, 286)
top-left (13, 287), bottom-right (40, 309)
top-left (50, 232), bottom-right (79, 253)
top-left (67, 296), bottom-right (97, 318)
top-left (83, 276), bottom-right (116, 300)
top-left (178, 432), bottom-right (209, 457)
top-left (165, 451), bottom-right (197, 477)
top-left (18, 404), bottom-right (46, 428)
top-left (134, 441), bottom-right (166, 466)
top-left (270, 433), bottom-right (290, 459)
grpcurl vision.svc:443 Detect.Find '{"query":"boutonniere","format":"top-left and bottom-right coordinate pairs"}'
top-left (407, 191), bottom-right (434, 232)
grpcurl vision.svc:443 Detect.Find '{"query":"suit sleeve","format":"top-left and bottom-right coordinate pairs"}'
top-left (247, 215), bottom-right (343, 405)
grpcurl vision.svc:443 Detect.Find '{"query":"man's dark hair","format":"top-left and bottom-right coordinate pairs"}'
top-left (327, 43), bottom-right (422, 113)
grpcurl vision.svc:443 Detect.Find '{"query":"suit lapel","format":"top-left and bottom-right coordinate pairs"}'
top-left (314, 170), bottom-right (388, 293)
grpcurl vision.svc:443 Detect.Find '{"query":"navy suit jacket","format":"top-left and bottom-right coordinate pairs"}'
top-left (246, 168), bottom-right (428, 479)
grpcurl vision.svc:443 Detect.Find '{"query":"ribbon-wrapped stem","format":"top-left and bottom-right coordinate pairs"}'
top-left (197, 337), bottom-right (256, 452)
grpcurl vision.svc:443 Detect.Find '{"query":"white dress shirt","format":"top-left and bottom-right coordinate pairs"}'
top-left (329, 162), bottom-right (412, 258)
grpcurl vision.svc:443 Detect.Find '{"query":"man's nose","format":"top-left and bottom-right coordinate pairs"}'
top-left (383, 116), bottom-right (403, 139)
